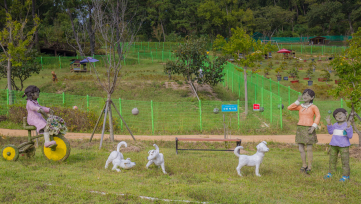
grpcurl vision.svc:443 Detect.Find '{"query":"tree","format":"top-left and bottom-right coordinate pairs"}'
top-left (321, 69), bottom-right (331, 84)
top-left (0, 1), bottom-right (39, 104)
top-left (306, 66), bottom-right (314, 81)
top-left (329, 27), bottom-right (361, 146)
top-left (152, 24), bottom-right (163, 43)
top-left (165, 37), bottom-right (228, 100)
top-left (213, 27), bottom-right (277, 115)
top-left (274, 66), bottom-right (283, 78)
top-left (0, 49), bottom-right (41, 91)
top-left (67, 0), bottom-right (143, 147)
top-left (287, 67), bottom-right (299, 79)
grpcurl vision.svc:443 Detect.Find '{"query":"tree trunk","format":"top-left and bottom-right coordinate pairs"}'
top-left (244, 66), bottom-right (248, 115)
top-left (3, 0), bottom-right (8, 12)
top-left (7, 58), bottom-right (13, 105)
top-left (88, 5), bottom-right (95, 56)
top-left (108, 97), bottom-right (114, 142)
top-left (348, 13), bottom-right (354, 34)
top-left (32, 0), bottom-right (39, 52)
top-left (161, 21), bottom-right (166, 42)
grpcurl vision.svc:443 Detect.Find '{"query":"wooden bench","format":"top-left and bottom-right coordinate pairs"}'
top-left (175, 137), bottom-right (242, 154)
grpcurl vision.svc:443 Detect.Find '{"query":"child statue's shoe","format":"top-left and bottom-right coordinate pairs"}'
top-left (339, 176), bottom-right (350, 182)
top-left (45, 141), bottom-right (57, 148)
top-left (323, 173), bottom-right (332, 179)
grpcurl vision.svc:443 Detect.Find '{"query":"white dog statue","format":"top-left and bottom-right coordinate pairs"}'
top-left (146, 144), bottom-right (167, 174)
top-left (105, 141), bottom-right (136, 172)
top-left (234, 141), bottom-right (269, 177)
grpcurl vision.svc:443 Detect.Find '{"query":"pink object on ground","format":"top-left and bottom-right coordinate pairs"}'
top-left (26, 100), bottom-right (50, 134)
top-left (45, 141), bottom-right (57, 148)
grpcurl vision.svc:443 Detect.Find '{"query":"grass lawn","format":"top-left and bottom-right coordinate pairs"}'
top-left (1, 137), bottom-right (361, 203)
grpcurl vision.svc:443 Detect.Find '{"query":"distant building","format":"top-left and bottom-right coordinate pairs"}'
top-left (309, 36), bottom-right (328, 45)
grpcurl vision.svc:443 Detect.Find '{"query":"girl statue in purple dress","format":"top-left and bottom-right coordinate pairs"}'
top-left (23, 85), bottom-right (67, 148)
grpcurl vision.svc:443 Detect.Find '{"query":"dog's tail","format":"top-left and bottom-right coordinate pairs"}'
top-left (117, 141), bottom-right (127, 152)
top-left (234, 146), bottom-right (244, 157)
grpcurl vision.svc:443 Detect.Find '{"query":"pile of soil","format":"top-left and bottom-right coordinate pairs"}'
top-left (349, 147), bottom-right (361, 160)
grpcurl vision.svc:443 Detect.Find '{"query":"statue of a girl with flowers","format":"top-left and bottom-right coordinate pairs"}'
top-left (23, 85), bottom-right (67, 148)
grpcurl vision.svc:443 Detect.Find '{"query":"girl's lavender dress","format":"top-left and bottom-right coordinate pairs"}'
top-left (26, 100), bottom-right (67, 135)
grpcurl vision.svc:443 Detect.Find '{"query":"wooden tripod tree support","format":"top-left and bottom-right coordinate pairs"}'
top-left (89, 99), bottom-right (136, 149)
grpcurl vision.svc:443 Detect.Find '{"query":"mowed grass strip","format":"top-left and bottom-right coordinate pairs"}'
top-left (1, 138), bottom-right (360, 203)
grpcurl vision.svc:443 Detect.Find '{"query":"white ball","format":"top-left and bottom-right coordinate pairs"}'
top-left (132, 108), bottom-right (139, 115)
top-left (73, 106), bottom-right (78, 110)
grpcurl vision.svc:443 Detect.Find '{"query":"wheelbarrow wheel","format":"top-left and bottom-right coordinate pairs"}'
top-left (42, 134), bottom-right (71, 162)
top-left (2, 145), bottom-right (19, 161)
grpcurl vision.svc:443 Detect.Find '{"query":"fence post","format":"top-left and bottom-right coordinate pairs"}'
top-left (141, 42), bottom-right (142, 50)
top-left (41, 56), bottom-right (43, 70)
top-left (301, 45), bottom-right (303, 54)
top-left (87, 95), bottom-right (89, 112)
top-left (322, 45), bottom-right (324, 56)
top-left (237, 99), bottom-right (240, 129)
top-left (278, 81), bottom-right (280, 96)
top-left (269, 78), bottom-right (272, 92)
top-left (162, 51), bottom-right (164, 61)
top-left (151, 51), bottom-right (153, 62)
top-left (59, 56), bottom-right (61, 69)
top-left (261, 87), bottom-right (264, 115)
top-left (238, 75), bottom-right (240, 97)
top-left (288, 86), bottom-right (291, 106)
top-left (280, 97), bottom-right (282, 129)
top-left (138, 52), bottom-right (140, 64)
top-left (270, 92), bottom-right (273, 124)
top-left (62, 92), bottom-right (65, 106)
top-left (254, 84), bottom-right (257, 104)
top-left (119, 98), bottom-right (123, 131)
top-left (163, 42), bottom-right (164, 50)
top-left (232, 71), bottom-right (234, 93)
top-left (311, 45), bottom-right (313, 55)
top-left (199, 100), bottom-right (202, 132)
top-left (341, 98), bottom-right (343, 108)
top-left (151, 100), bottom-right (154, 135)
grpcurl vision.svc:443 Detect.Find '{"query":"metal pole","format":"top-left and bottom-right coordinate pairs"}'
top-left (232, 71), bottom-right (234, 93)
top-left (280, 97), bottom-right (282, 129)
top-left (223, 114), bottom-right (226, 139)
top-left (151, 51), bottom-right (153, 63)
top-left (261, 87), bottom-right (264, 116)
top-left (99, 102), bottom-right (109, 149)
top-left (238, 75), bottom-right (241, 97)
top-left (87, 95), bottom-right (89, 112)
top-left (62, 92), bottom-right (65, 106)
top-left (270, 92), bottom-right (273, 123)
top-left (199, 100), bottom-right (202, 132)
top-left (341, 98), bottom-right (343, 108)
top-left (237, 99), bottom-right (240, 129)
top-left (151, 100), bottom-right (154, 135)
top-left (278, 81), bottom-right (280, 96)
top-left (89, 103), bottom-right (106, 142)
top-left (111, 101), bottom-right (136, 141)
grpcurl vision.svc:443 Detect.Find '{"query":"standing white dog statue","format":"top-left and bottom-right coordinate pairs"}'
top-left (146, 144), bottom-right (167, 174)
top-left (234, 141), bottom-right (269, 177)
top-left (105, 141), bottom-right (136, 172)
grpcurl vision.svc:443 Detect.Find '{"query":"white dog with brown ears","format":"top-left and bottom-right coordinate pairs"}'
top-left (234, 141), bottom-right (269, 177)
top-left (105, 141), bottom-right (136, 172)
top-left (146, 144), bottom-right (167, 174)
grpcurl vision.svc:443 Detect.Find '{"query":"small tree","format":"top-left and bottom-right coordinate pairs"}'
top-left (309, 61), bottom-right (316, 71)
top-left (321, 69), bottom-right (331, 84)
top-left (267, 61), bottom-right (273, 69)
top-left (306, 66), bottom-right (314, 81)
top-left (274, 67), bottom-right (282, 77)
top-left (263, 66), bottom-right (270, 77)
top-left (0, 3), bottom-right (39, 104)
top-left (152, 24), bottom-right (163, 43)
top-left (165, 37), bottom-right (228, 99)
top-left (213, 27), bottom-right (277, 114)
top-left (329, 27), bottom-right (361, 146)
top-left (0, 49), bottom-right (41, 91)
top-left (287, 67), bottom-right (299, 79)
top-left (280, 61), bottom-right (288, 70)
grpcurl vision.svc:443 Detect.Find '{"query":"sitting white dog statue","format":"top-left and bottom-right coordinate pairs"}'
top-left (105, 141), bottom-right (136, 172)
top-left (146, 144), bottom-right (167, 174)
top-left (234, 141), bottom-right (269, 177)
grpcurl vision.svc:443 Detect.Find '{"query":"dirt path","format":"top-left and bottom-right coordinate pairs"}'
top-left (0, 128), bottom-right (359, 144)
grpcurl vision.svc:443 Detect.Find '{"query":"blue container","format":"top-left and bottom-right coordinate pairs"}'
top-left (283, 77), bottom-right (288, 80)
top-left (308, 81), bottom-right (313, 86)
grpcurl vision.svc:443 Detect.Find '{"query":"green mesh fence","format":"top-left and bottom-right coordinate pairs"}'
top-left (278, 44), bottom-right (347, 55)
